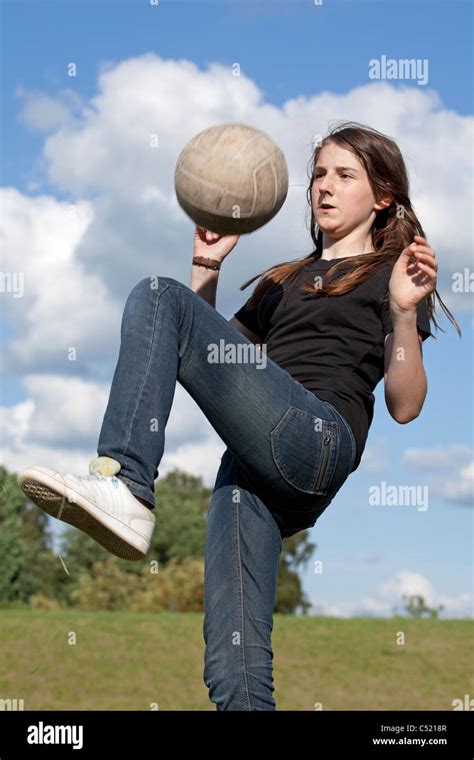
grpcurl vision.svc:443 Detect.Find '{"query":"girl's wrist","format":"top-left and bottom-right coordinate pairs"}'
top-left (390, 303), bottom-right (417, 325)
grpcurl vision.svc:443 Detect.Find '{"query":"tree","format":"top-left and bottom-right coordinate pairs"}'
top-left (0, 465), bottom-right (60, 604)
top-left (275, 532), bottom-right (316, 614)
top-left (401, 593), bottom-right (444, 619)
top-left (3, 462), bottom-right (317, 614)
top-left (149, 470), bottom-right (210, 565)
top-left (0, 468), bottom-right (26, 603)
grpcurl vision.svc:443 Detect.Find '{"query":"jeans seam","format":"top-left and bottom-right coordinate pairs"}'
top-left (233, 458), bottom-right (252, 711)
top-left (121, 282), bottom-right (170, 463)
top-left (176, 288), bottom-right (193, 375)
top-left (165, 282), bottom-right (198, 375)
top-left (335, 409), bottom-right (357, 471)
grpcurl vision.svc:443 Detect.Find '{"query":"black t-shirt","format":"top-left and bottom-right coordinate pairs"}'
top-left (233, 255), bottom-right (433, 470)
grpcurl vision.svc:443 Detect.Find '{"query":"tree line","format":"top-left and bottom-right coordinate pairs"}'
top-left (0, 465), bottom-right (315, 614)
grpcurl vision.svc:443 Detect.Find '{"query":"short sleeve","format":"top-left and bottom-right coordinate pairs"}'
top-left (233, 298), bottom-right (264, 338)
top-left (233, 280), bottom-right (281, 340)
top-left (380, 294), bottom-right (433, 341)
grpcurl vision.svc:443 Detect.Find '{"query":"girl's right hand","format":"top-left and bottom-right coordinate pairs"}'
top-left (193, 225), bottom-right (240, 264)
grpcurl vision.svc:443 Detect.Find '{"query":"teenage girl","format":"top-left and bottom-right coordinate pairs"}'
top-left (18, 121), bottom-right (458, 711)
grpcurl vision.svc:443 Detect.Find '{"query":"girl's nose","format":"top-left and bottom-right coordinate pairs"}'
top-left (318, 177), bottom-right (333, 194)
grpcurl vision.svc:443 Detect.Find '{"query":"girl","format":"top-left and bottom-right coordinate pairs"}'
top-left (18, 121), bottom-right (459, 711)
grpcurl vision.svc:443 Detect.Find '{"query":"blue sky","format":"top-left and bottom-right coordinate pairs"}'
top-left (2, 0), bottom-right (472, 193)
top-left (1, 0), bottom-right (473, 618)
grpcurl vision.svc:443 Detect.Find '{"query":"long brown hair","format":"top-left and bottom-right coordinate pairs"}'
top-left (239, 121), bottom-right (460, 338)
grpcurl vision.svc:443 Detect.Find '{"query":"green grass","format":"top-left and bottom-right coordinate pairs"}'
top-left (0, 610), bottom-right (472, 710)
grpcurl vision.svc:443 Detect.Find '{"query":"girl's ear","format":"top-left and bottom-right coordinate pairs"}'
top-left (374, 196), bottom-right (393, 212)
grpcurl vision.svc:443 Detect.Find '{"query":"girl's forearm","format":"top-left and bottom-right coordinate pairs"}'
top-left (189, 265), bottom-right (220, 307)
top-left (384, 307), bottom-right (428, 423)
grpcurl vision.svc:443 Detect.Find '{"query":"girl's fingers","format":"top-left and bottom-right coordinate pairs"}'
top-left (410, 255), bottom-right (436, 269)
top-left (410, 242), bottom-right (433, 252)
top-left (408, 251), bottom-right (437, 267)
top-left (411, 238), bottom-right (434, 254)
top-left (413, 247), bottom-right (435, 257)
top-left (414, 260), bottom-right (436, 277)
top-left (409, 260), bottom-right (437, 279)
top-left (411, 245), bottom-right (437, 261)
top-left (412, 250), bottom-right (437, 267)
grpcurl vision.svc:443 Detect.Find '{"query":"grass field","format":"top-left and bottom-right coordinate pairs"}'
top-left (0, 610), bottom-right (472, 711)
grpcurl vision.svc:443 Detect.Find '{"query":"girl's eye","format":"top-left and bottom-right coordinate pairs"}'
top-left (313, 173), bottom-right (352, 179)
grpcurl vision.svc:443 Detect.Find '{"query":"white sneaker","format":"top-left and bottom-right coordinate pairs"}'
top-left (17, 457), bottom-right (155, 561)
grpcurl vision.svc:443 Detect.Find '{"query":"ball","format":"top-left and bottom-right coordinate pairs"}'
top-left (174, 122), bottom-right (288, 236)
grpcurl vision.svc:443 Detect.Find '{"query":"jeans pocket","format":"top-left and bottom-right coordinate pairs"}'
top-left (270, 406), bottom-right (339, 496)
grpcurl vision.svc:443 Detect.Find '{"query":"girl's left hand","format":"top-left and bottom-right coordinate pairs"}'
top-left (389, 235), bottom-right (438, 312)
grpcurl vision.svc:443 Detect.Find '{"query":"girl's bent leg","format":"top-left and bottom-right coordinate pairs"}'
top-left (203, 449), bottom-right (282, 711)
top-left (97, 275), bottom-right (354, 515)
top-left (97, 276), bottom-right (296, 509)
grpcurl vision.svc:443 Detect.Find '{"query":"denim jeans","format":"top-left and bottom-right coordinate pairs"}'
top-left (97, 276), bottom-right (357, 710)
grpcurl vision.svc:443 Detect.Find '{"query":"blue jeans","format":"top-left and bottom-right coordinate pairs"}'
top-left (97, 276), bottom-right (357, 710)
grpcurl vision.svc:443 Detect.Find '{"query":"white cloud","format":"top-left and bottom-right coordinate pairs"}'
top-left (402, 446), bottom-right (474, 506)
top-left (402, 445), bottom-right (472, 470)
top-left (159, 437), bottom-right (226, 486)
top-left (1, 375), bottom-right (110, 449)
top-left (0, 189), bottom-right (122, 374)
top-left (377, 569), bottom-right (436, 607)
top-left (310, 570), bottom-right (473, 618)
top-left (435, 460), bottom-right (474, 505)
top-left (16, 85), bottom-right (84, 133)
top-left (12, 54), bottom-right (473, 310)
top-left (0, 377), bottom-right (225, 489)
top-left (0, 399), bottom-right (35, 452)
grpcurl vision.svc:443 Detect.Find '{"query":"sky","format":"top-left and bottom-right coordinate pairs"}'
top-left (0, 0), bottom-right (473, 619)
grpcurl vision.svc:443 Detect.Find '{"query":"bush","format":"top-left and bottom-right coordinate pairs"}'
top-left (69, 558), bottom-right (142, 611)
top-left (131, 557), bottom-right (204, 612)
top-left (69, 556), bottom-right (204, 612)
top-left (30, 593), bottom-right (61, 611)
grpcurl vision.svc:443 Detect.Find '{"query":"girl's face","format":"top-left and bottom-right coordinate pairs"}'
top-left (311, 141), bottom-right (388, 239)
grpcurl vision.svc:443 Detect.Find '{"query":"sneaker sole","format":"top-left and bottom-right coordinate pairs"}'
top-left (18, 469), bottom-right (152, 561)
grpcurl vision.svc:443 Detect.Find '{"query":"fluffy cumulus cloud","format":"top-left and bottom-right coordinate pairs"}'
top-left (435, 461), bottom-right (474, 505)
top-left (2, 52), bottom-right (473, 485)
top-left (402, 445), bottom-right (474, 506)
top-left (14, 54), bottom-right (474, 306)
top-left (311, 570), bottom-right (472, 618)
top-left (1, 375), bottom-right (110, 450)
top-left (0, 189), bottom-right (121, 375)
top-left (16, 85), bottom-right (85, 133)
top-left (0, 377), bottom-right (225, 487)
